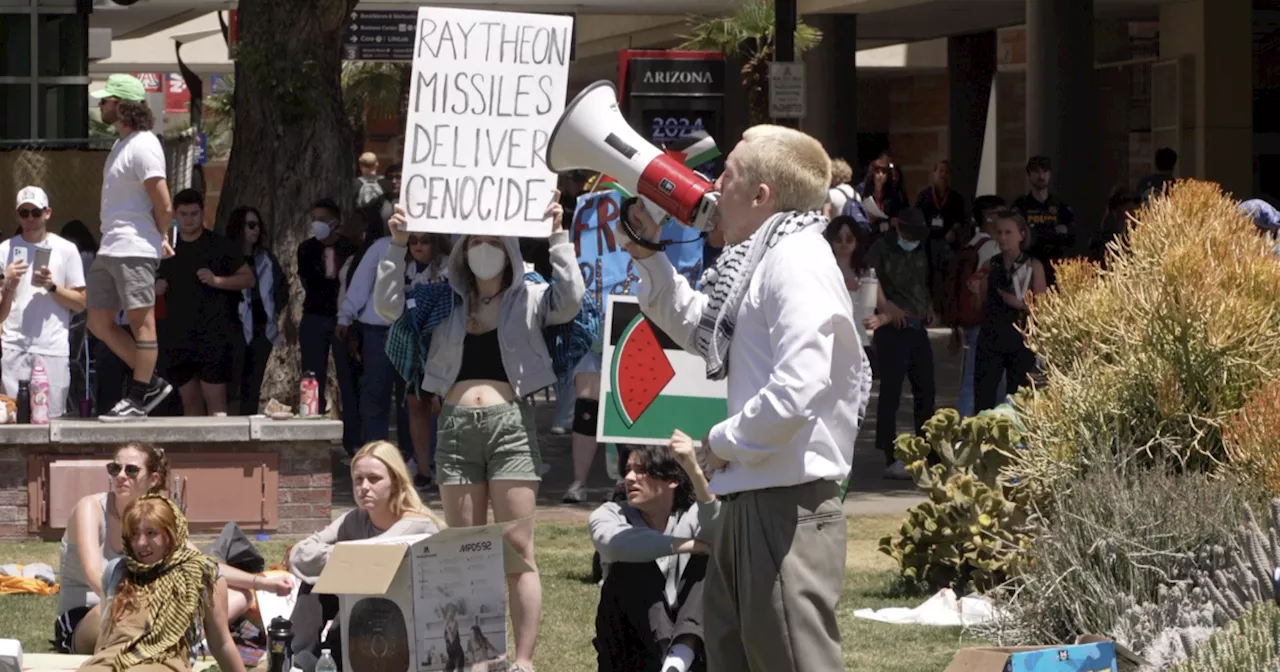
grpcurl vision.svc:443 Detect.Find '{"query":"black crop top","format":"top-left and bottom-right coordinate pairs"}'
top-left (456, 329), bottom-right (510, 383)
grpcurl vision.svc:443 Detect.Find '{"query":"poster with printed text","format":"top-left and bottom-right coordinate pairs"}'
top-left (400, 7), bottom-right (573, 238)
top-left (411, 524), bottom-right (508, 670)
top-left (598, 295), bottom-right (727, 446)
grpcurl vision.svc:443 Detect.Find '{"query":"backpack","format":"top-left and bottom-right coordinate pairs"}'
top-left (840, 195), bottom-right (872, 233)
top-left (355, 175), bottom-right (384, 209)
top-left (945, 237), bottom-right (986, 328)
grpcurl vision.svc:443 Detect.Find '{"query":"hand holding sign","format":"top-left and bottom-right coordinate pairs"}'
top-left (400, 7), bottom-right (573, 238)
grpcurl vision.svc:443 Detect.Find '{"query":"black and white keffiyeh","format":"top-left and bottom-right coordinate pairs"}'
top-left (692, 209), bottom-right (828, 380)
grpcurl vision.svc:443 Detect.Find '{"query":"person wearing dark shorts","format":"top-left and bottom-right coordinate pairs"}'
top-left (158, 189), bottom-right (254, 415)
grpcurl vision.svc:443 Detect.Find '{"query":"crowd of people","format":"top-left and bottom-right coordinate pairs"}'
top-left (17, 71), bottom-right (1227, 672)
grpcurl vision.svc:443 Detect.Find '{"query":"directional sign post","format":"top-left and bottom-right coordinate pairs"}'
top-left (768, 61), bottom-right (806, 119)
top-left (343, 9), bottom-right (417, 62)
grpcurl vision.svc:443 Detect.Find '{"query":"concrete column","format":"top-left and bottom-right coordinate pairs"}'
top-left (802, 13), bottom-right (858, 167)
top-left (1159, 0), bottom-right (1252, 199)
top-left (1026, 0), bottom-right (1100, 250)
top-left (947, 31), bottom-right (996, 202)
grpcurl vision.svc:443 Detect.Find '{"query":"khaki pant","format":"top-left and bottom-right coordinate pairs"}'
top-left (705, 479), bottom-right (846, 671)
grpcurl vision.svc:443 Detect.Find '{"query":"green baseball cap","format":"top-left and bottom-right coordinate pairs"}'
top-left (91, 74), bottom-right (147, 103)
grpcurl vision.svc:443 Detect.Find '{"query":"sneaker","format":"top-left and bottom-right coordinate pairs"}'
top-left (883, 459), bottom-right (912, 481)
top-left (413, 468), bottom-right (434, 490)
top-left (137, 376), bottom-right (173, 414)
top-left (98, 397), bottom-right (146, 423)
top-left (549, 426), bottom-right (568, 436)
top-left (562, 481), bottom-right (587, 503)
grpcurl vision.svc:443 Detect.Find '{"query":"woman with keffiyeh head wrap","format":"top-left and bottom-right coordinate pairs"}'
top-left (77, 493), bottom-right (245, 672)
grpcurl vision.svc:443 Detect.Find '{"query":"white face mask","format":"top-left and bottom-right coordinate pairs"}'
top-left (310, 220), bottom-right (331, 240)
top-left (466, 242), bottom-right (506, 280)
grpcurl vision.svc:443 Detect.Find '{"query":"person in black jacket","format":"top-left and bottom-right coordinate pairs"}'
top-left (226, 206), bottom-right (289, 415)
top-left (1012, 155), bottom-right (1076, 287)
top-left (296, 199), bottom-right (357, 422)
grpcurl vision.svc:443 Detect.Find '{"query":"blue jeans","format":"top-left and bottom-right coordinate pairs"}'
top-left (958, 326), bottom-right (1006, 417)
top-left (360, 324), bottom-right (396, 446)
top-left (553, 375), bottom-right (575, 429)
top-left (300, 314), bottom-right (361, 453)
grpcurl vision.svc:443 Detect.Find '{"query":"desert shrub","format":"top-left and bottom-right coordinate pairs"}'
top-left (981, 465), bottom-right (1249, 653)
top-left (1017, 181), bottom-right (1280, 491)
top-left (1167, 602), bottom-right (1280, 672)
top-left (1223, 380), bottom-right (1280, 495)
top-left (878, 409), bottom-right (1036, 594)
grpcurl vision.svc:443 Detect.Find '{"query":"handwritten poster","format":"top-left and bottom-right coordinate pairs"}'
top-left (573, 190), bottom-right (704, 314)
top-left (401, 7), bottom-right (574, 238)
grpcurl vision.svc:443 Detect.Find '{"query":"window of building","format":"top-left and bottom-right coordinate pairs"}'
top-left (0, 13), bottom-right (32, 77)
top-left (39, 83), bottom-right (87, 139)
top-left (38, 12), bottom-right (86, 78)
top-left (0, 84), bottom-right (33, 140)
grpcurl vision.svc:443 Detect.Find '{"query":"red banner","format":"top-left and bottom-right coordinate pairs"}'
top-left (131, 72), bottom-right (163, 93)
top-left (164, 73), bottom-right (190, 113)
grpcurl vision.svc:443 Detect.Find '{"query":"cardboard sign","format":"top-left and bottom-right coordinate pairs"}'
top-left (572, 190), bottom-right (703, 315)
top-left (597, 295), bottom-right (726, 446)
top-left (314, 521), bottom-right (533, 672)
top-left (400, 7), bottom-right (573, 238)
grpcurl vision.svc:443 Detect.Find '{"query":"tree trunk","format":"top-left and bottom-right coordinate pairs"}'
top-left (215, 0), bottom-right (358, 412)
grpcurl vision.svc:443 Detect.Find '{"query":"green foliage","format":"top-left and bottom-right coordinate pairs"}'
top-left (341, 61), bottom-right (407, 122)
top-left (1168, 602), bottom-right (1280, 672)
top-left (202, 74), bottom-right (234, 159)
top-left (1017, 181), bottom-right (1280, 492)
top-left (677, 0), bottom-right (822, 125)
top-left (877, 409), bottom-right (1035, 594)
top-left (981, 465), bottom-right (1249, 656)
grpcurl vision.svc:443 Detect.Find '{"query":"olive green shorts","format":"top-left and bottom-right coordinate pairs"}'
top-left (437, 400), bottom-right (543, 484)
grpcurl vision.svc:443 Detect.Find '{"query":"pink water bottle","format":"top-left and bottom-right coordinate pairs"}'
top-left (300, 370), bottom-right (319, 418)
top-left (30, 357), bottom-right (50, 425)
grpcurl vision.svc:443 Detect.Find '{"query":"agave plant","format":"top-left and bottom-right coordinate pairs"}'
top-left (677, 0), bottom-right (822, 125)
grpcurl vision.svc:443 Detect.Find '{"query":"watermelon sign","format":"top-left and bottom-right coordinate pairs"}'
top-left (611, 316), bottom-right (676, 427)
top-left (597, 296), bottom-right (728, 446)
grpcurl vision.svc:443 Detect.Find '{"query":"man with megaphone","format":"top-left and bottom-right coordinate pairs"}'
top-left (617, 125), bottom-right (870, 671)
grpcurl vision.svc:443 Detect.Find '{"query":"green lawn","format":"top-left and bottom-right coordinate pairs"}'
top-left (0, 516), bottom-right (975, 671)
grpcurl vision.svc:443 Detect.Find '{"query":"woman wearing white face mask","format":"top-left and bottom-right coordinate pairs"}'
top-left (374, 195), bottom-right (584, 672)
top-left (296, 199), bottom-right (358, 449)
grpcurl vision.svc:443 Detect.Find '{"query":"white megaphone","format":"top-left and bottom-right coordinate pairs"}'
top-left (546, 81), bottom-right (720, 245)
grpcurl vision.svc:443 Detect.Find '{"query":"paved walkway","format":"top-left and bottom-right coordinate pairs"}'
top-left (332, 329), bottom-right (962, 523)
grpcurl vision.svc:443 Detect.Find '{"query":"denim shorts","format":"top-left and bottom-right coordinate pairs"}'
top-left (437, 400), bottom-right (542, 484)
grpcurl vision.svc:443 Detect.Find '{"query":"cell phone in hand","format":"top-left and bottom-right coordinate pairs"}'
top-left (11, 247), bottom-right (27, 265)
top-left (30, 246), bottom-right (50, 286)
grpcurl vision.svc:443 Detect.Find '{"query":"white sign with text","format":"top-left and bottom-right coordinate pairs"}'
top-left (769, 61), bottom-right (806, 119)
top-left (400, 7), bottom-right (573, 237)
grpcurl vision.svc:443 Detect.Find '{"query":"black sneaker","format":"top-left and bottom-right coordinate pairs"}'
top-left (98, 397), bottom-right (147, 423)
top-left (413, 470), bottom-right (434, 490)
top-left (137, 376), bottom-right (173, 414)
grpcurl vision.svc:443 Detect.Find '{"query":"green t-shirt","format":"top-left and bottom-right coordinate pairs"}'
top-left (865, 236), bottom-right (933, 318)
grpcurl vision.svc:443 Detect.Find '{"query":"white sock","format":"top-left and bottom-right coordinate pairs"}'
top-left (661, 643), bottom-right (696, 672)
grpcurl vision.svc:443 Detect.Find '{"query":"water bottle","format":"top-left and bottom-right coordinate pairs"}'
top-left (16, 380), bottom-right (30, 424)
top-left (315, 648), bottom-right (337, 672)
top-left (267, 616), bottom-right (294, 672)
top-left (30, 357), bottom-right (49, 425)
top-left (299, 370), bottom-right (319, 418)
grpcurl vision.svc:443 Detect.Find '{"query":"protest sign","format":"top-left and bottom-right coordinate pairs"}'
top-left (401, 7), bottom-right (573, 237)
top-left (598, 296), bottom-right (727, 445)
top-left (572, 190), bottom-right (703, 315)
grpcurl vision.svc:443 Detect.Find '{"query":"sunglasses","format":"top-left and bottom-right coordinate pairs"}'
top-left (17, 208), bottom-right (44, 219)
top-left (245, 220), bottom-right (260, 229)
top-left (106, 462), bottom-right (142, 478)
top-left (408, 236), bottom-right (430, 245)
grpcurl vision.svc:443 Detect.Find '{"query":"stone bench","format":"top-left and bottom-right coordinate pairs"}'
top-left (0, 417), bottom-right (341, 541)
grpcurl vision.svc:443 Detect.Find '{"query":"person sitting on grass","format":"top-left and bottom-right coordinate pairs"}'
top-left (286, 440), bottom-right (445, 672)
top-left (589, 433), bottom-right (720, 672)
top-left (76, 493), bottom-right (246, 672)
top-left (55, 441), bottom-right (294, 655)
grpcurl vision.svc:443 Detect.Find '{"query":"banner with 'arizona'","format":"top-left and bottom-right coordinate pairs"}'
top-left (597, 295), bottom-right (726, 446)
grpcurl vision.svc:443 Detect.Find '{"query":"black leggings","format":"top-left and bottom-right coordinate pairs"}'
top-left (974, 341), bottom-right (1037, 412)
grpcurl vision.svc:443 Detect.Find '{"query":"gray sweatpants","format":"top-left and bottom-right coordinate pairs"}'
top-left (705, 479), bottom-right (846, 671)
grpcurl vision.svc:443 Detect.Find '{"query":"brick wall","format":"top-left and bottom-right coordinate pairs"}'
top-left (885, 72), bottom-right (950, 197)
top-left (1, 440), bottom-right (331, 541)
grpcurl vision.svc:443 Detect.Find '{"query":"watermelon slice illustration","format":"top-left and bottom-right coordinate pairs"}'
top-left (611, 314), bottom-right (676, 427)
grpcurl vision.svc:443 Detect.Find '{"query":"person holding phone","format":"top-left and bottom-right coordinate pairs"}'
top-left (0, 187), bottom-right (87, 417)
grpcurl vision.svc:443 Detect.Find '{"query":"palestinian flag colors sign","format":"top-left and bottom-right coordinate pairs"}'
top-left (597, 295), bottom-right (728, 445)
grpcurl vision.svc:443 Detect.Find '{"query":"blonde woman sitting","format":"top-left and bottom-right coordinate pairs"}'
top-left (287, 441), bottom-right (445, 672)
top-left (77, 493), bottom-right (245, 672)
